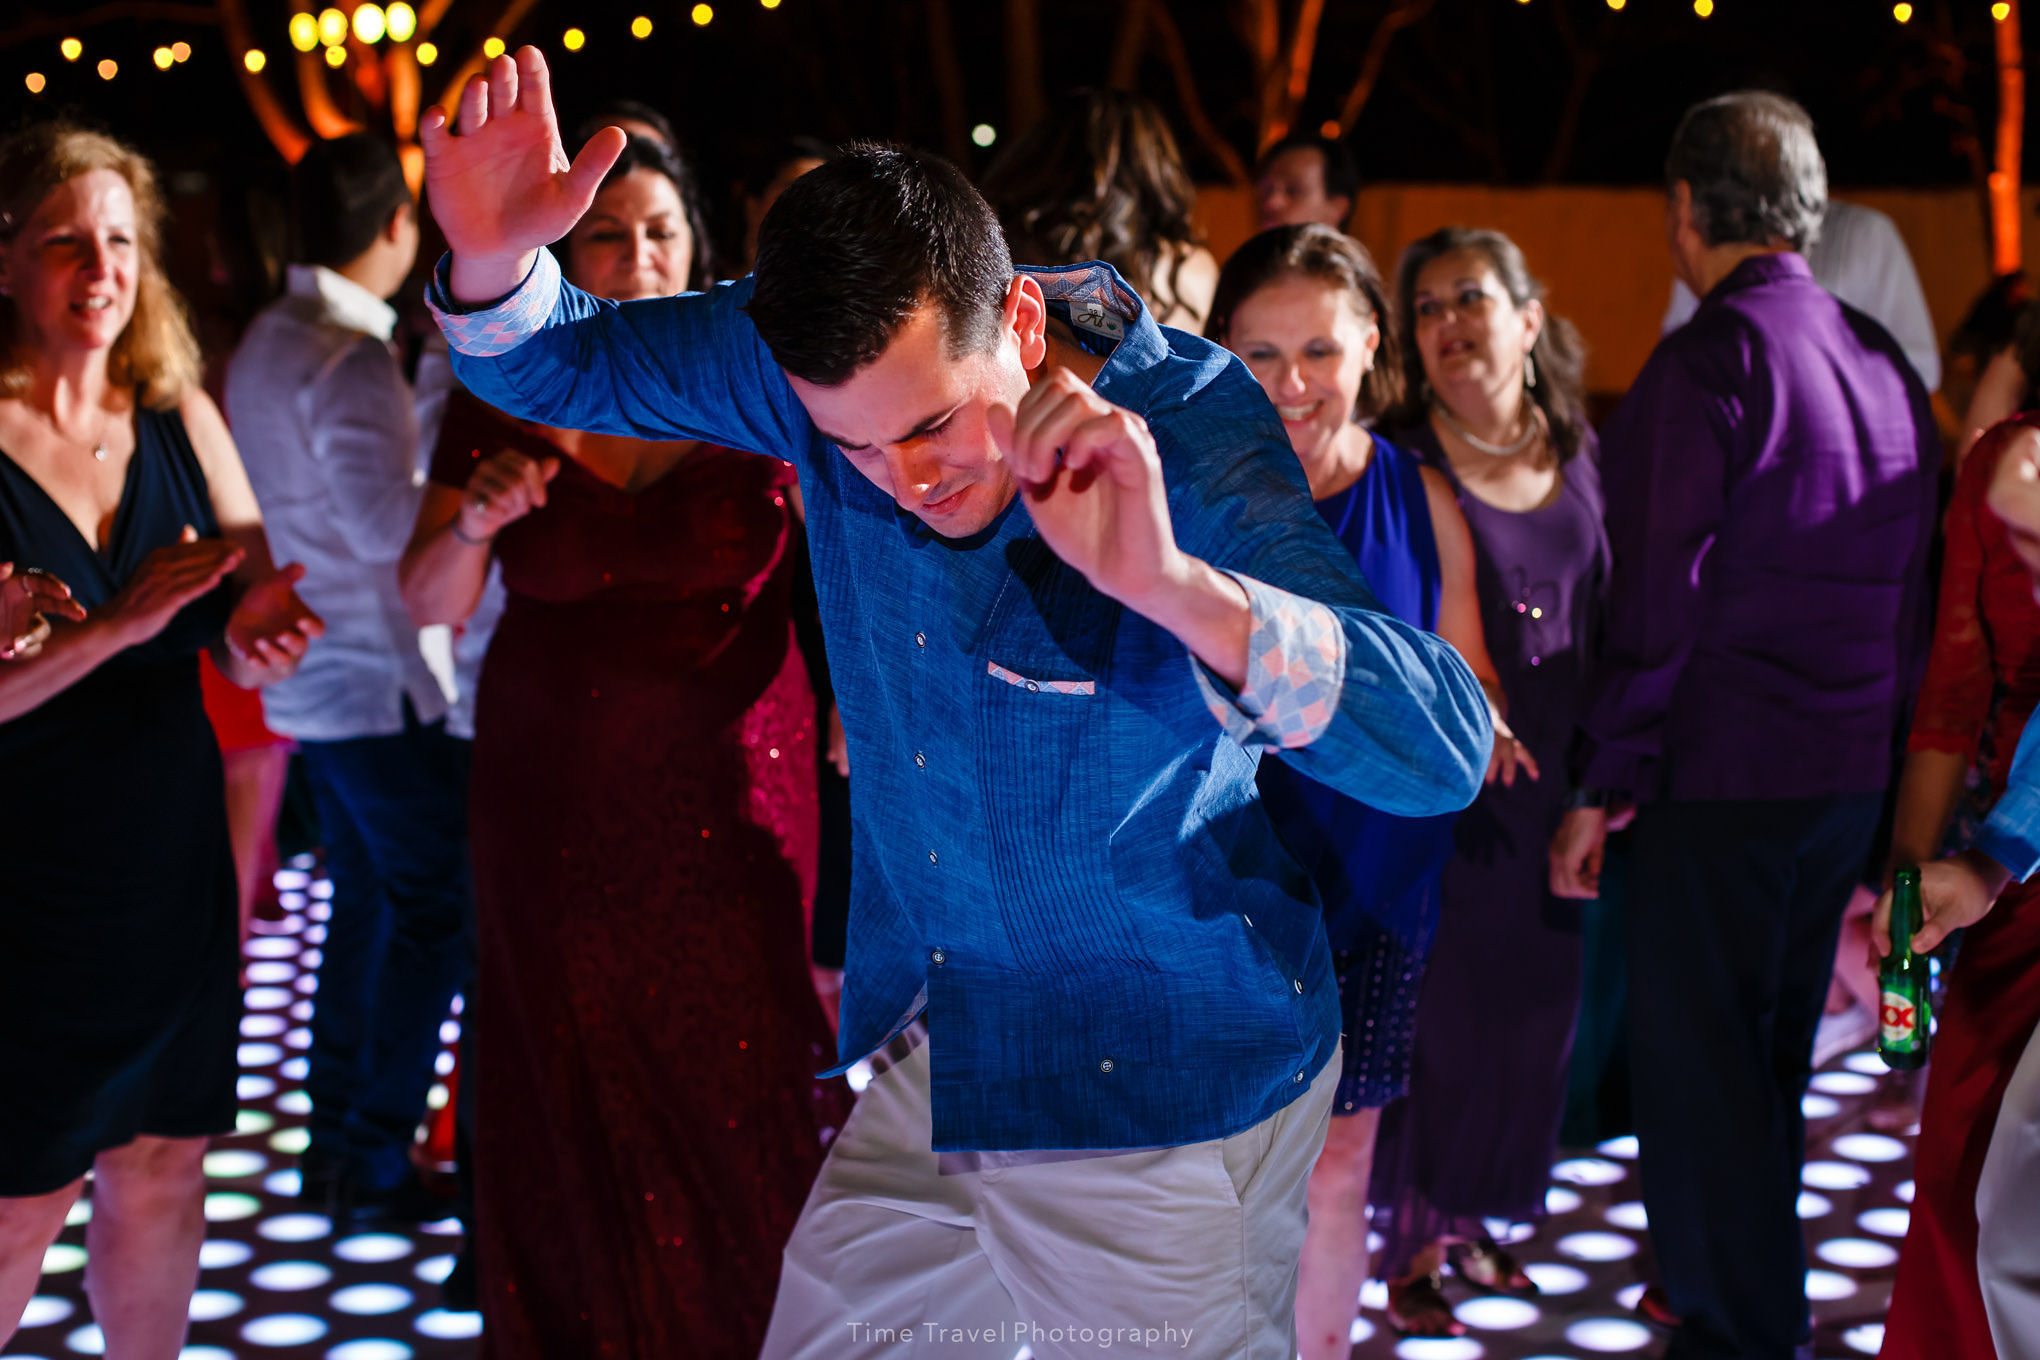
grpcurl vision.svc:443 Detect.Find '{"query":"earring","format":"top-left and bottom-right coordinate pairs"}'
top-left (1524, 353), bottom-right (1538, 390)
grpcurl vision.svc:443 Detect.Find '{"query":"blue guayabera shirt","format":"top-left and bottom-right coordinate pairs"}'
top-left (1979, 720), bottom-right (2040, 884)
top-left (429, 253), bottom-right (1492, 1152)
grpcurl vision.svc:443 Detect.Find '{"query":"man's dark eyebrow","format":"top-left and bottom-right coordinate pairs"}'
top-left (819, 403), bottom-right (961, 453)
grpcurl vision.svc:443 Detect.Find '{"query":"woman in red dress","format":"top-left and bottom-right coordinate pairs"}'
top-left (1881, 412), bottom-right (2040, 1360)
top-left (399, 134), bottom-right (849, 1359)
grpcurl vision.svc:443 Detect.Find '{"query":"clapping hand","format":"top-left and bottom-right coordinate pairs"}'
top-left (224, 562), bottom-right (325, 684)
top-left (0, 562), bottom-right (85, 660)
top-left (458, 449), bottom-right (560, 542)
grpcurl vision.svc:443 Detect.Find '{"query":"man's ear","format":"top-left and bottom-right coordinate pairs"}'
top-left (385, 201), bottom-right (414, 245)
top-left (1007, 274), bottom-right (1048, 370)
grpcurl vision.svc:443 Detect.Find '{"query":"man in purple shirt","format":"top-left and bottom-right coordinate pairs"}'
top-left (1550, 92), bottom-right (1938, 1360)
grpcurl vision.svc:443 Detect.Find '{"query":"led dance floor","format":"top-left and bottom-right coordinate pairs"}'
top-left (7, 858), bottom-right (1907, 1360)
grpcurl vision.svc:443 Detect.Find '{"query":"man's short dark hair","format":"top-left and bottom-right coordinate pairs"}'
top-left (1255, 134), bottom-right (1360, 205)
top-left (1665, 91), bottom-right (1827, 253)
top-left (291, 133), bottom-right (410, 269)
top-left (744, 142), bottom-right (1013, 386)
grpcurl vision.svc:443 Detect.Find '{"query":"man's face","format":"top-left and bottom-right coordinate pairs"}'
top-left (789, 278), bottom-right (1042, 539)
top-left (1256, 148), bottom-right (1350, 231)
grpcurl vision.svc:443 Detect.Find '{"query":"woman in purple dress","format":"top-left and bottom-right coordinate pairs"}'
top-left (1371, 227), bottom-right (1610, 1335)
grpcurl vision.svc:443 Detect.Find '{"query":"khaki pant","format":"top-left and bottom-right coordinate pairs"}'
top-left (761, 1028), bottom-right (1340, 1360)
top-left (1979, 1015), bottom-right (2040, 1360)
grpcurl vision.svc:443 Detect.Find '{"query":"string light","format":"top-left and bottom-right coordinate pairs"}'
top-left (324, 43), bottom-right (346, 67)
top-left (386, 3), bottom-right (418, 42)
top-left (1994, 1), bottom-right (2011, 18)
top-left (318, 8), bottom-right (348, 46)
top-left (631, 15), bottom-right (654, 38)
top-left (416, 41), bottom-right (438, 64)
top-left (1893, 2), bottom-right (1913, 20)
top-left (1606, 0), bottom-right (1625, 10)
top-left (1319, 119), bottom-right (1340, 138)
top-left (60, 38), bottom-right (82, 61)
top-left (97, 57), bottom-right (117, 80)
top-left (244, 49), bottom-right (268, 73)
top-left (289, 14), bottom-right (318, 51)
top-left (482, 36), bottom-right (506, 58)
top-left (692, 2), bottom-right (714, 22)
top-left (153, 46), bottom-right (175, 70)
top-left (172, 41), bottom-right (191, 62)
top-left (24, 72), bottom-right (44, 93)
top-left (1694, 0), bottom-right (1713, 14)
top-left (971, 123), bottom-right (996, 147)
top-left (353, 4), bottom-right (386, 43)
top-left (563, 27), bottom-right (586, 50)
top-left (762, 0), bottom-right (782, 8)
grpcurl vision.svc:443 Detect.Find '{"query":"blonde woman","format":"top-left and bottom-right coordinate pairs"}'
top-left (0, 123), bottom-right (321, 1354)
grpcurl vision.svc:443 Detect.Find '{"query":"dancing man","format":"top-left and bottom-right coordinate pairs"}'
top-left (421, 50), bottom-right (1491, 1359)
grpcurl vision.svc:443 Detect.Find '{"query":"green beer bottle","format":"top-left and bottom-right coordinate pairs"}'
top-left (1879, 866), bottom-right (1933, 1070)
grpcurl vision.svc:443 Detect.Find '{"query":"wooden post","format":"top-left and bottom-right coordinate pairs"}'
top-left (1992, 0), bottom-right (2024, 276)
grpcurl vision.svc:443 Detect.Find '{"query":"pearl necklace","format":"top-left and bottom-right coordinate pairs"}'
top-left (1435, 401), bottom-right (1539, 459)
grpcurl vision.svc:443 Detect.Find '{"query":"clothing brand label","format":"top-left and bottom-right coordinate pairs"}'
top-left (1072, 301), bottom-right (1124, 341)
top-left (1880, 990), bottom-right (1918, 1046)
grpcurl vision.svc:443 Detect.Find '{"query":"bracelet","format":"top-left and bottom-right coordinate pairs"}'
top-left (1562, 787), bottom-right (1608, 811)
top-left (450, 519), bottom-right (494, 548)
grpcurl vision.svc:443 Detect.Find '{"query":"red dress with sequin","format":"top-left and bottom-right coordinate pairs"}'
top-left (431, 392), bottom-right (851, 1360)
top-left (1883, 414), bottom-right (2040, 1360)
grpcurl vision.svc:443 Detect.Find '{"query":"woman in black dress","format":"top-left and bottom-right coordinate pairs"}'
top-left (0, 123), bottom-right (322, 1355)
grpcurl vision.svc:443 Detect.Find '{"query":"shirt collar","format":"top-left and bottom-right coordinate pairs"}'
top-left (288, 263), bottom-right (398, 342)
top-left (1705, 249), bottom-right (1813, 302)
top-left (1017, 260), bottom-right (1168, 400)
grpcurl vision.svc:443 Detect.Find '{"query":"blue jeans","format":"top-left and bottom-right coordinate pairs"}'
top-left (298, 698), bottom-right (472, 1191)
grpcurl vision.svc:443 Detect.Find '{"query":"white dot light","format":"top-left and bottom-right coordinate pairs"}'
top-left (1845, 1051), bottom-right (1891, 1076)
top-left (245, 987), bottom-right (294, 1010)
top-left (1816, 1237), bottom-right (1900, 1269)
top-left (328, 1343), bottom-right (415, 1360)
top-left (971, 123), bottom-right (997, 147)
top-left (1522, 1262), bottom-right (1588, 1295)
top-left (246, 962), bottom-right (295, 984)
top-left (1348, 1316), bottom-right (1376, 1344)
top-left (1595, 1135), bottom-right (1640, 1159)
top-left (269, 1127), bottom-right (311, 1155)
top-left (419, 1217), bottom-right (463, 1237)
top-left (237, 1074), bottom-right (278, 1101)
top-left (188, 1289), bottom-right (244, 1321)
top-left (20, 1294), bottom-right (74, 1327)
top-left (239, 1043), bottom-right (284, 1068)
top-left (1360, 1279), bottom-right (1389, 1311)
top-left (1557, 1232), bottom-right (1638, 1262)
top-left (1859, 1207), bottom-right (1911, 1237)
top-left (204, 1150), bottom-right (267, 1178)
top-left (1806, 1269), bottom-right (1859, 1300)
top-left (1390, 1337), bottom-right (1484, 1359)
top-left (43, 1243), bottom-right (87, 1274)
top-left (277, 1090), bottom-right (314, 1116)
top-left (414, 1254), bottom-right (456, 1284)
top-left (204, 1192), bottom-right (261, 1222)
top-left (185, 1349), bottom-right (239, 1360)
top-left (1802, 1093), bottom-right (1840, 1120)
top-left (200, 1240), bottom-right (255, 1270)
top-left (237, 1110), bottom-right (276, 1135)
top-left (333, 1284), bottom-right (414, 1315)
top-left (1551, 1158), bottom-right (1627, 1186)
top-left (67, 1323), bottom-right (107, 1353)
top-left (257, 1214), bottom-right (332, 1243)
top-left (1565, 1318), bottom-right (1653, 1352)
top-left (1798, 1191), bottom-right (1833, 1219)
top-left (1810, 1071), bottom-right (1877, 1096)
top-left (65, 1199), bottom-right (90, 1226)
top-left (242, 1314), bottom-right (329, 1346)
top-left (1895, 1179), bottom-right (1915, 1203)
top-left (1833, 1133), bottom-right (1908, 1164)
top-left (242, 1013), bottom-right (287, 1037)
top-left (264, 1169), bottom-right (302, 1197)
top-left (335, 1233), bottom-right (413, 1264)
top-left (1455, 1296), bottom-right (1539, 1330)
top-left (246, 937), bottom-right (298, 959)
top-left (1844, 1323), bottom-right (1886, 1353)
top-left (1603, 1201), bottom-right (1648, 1230)
top-left (414, 1309), bottom-right (484, 1339)
top-left (1803, 1160), bottom-right (1872, 1190)
top-left (1544, 1185), bottom-right (1582, 1214)
top-left (282, 1057), bottom-right (310, 1080)
top-left (1615, 1283), bottom-right (1645, 1310)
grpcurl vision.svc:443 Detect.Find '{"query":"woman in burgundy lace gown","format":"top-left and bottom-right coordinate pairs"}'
top-left (400, 135), bottom-right (848, 1359)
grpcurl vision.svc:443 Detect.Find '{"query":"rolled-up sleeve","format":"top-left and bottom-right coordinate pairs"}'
top-left (1193, 572), bottom-right (1345, 751)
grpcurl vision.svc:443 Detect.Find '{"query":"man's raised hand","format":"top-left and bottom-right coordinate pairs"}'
top-left (420, 47), bottom-right (625, 302)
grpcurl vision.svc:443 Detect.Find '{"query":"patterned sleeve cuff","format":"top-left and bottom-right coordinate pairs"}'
top-left (1977, 784), bottom-right (2040, 884)
top-left (423, 249), bottom-right (562, 357)
top-left (1193, 571), bottom-right (1346, 751)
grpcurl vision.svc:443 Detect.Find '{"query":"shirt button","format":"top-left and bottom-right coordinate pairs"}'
top-left (914, 752), bottom-right (926, 768)
top-left (1295, 1071), bottom-right (1307, 1083)
top-left (1099, 1058), bottom-right (1115, 1074)
top-left (1293, 979), bottom-right (1304, 994)
top-left (914, 632), bottom-right (927, 648)
top-left (928, 850), bottom-right (939, 865)
top-left (1025, 680), bottom-right (1040, 693)
top-left (930, 949), bottom-right (947, 966)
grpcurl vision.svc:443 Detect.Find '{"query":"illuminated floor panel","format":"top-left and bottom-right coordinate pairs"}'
top-left (7, 858), bottom-right (1912, 1360)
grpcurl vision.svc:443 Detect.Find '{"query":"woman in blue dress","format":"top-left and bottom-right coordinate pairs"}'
top-left (1209, 224), bottom-right (1529, 1359)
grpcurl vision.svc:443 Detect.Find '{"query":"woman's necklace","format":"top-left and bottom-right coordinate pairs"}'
top-left (43, 406), bottom-right (112, 461)
top-left (1434, 399), bottom-right (1538, 459)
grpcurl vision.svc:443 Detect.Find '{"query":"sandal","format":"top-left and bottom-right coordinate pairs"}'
top-left (1386, 1271), bottom-right (1465, 1337)
top-left (1450, 1237), bottom-right (1541, 1296)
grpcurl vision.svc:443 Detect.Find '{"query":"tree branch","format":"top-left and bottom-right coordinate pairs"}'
top-left (1005, 0), bottom-right (1045, 135)
top-left (1149, 1), bottom-right (1252, 184)
top-left (1332, 0), bottom-right (1433, 136)
top-left (1265, 0), bottom-right (1327, 147)
top-left (217, 0), bottom-right (310, 163)
top-left (924, 0), bottom-right (973, 164)
top-left (1108, 0), bottom-right (1150, 90)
